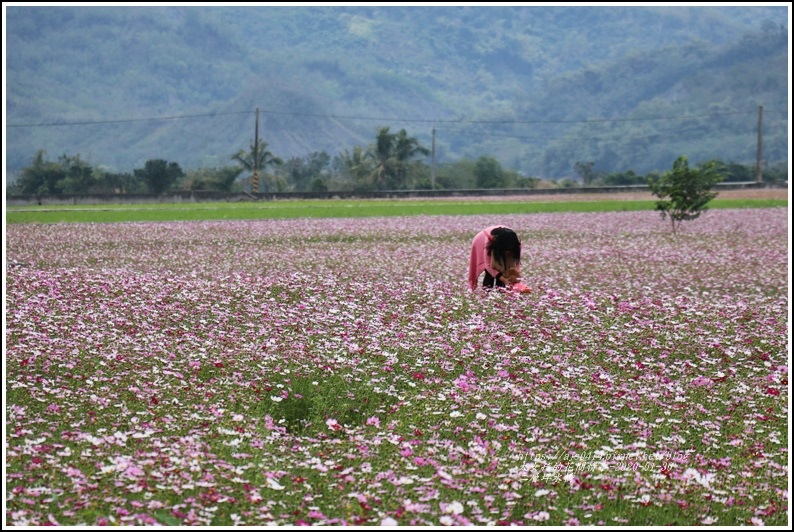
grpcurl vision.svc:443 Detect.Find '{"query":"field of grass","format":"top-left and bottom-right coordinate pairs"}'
top-left (5, 204), bottom-right (789, 526)
top-left (4, 196), bottom-right (787, 224)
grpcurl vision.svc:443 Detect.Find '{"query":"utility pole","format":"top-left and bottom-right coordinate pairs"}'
top-left (755, 105), bottom-right (763, 184)
top-left (431, 126), bottom-right (436, 190)
top-left (252, 107), bottom-right (260, 193)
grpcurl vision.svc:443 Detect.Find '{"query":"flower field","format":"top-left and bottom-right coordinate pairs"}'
top-left (5, 208), bottom-right (789, 526)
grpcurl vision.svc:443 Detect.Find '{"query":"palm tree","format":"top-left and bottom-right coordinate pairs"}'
top-left (367, 126), bottom-right (398, 190)
top-left (336, 146), bottom-right (374, 191)
top-left (366, 127), bottom-right (429, 190)
top-left (231, 139), bottom-right (284, 192)
top-left (393, 129), bottom-right (430, 188)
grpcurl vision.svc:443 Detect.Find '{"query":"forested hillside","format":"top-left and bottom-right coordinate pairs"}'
top-left (5, 5), bottom-right (789, 182)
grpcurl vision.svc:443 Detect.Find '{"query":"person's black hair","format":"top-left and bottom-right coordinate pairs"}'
top-left (486, 227), bottom-right (521, 268)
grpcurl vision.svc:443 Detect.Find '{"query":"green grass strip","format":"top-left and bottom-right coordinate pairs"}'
top-left (5, 198), bottom-right (786, 224)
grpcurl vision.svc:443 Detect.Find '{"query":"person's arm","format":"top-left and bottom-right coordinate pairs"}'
top-left (468, 234), bottom-right (482, 289)
top-left (502, 267), bottom-right (521, 285)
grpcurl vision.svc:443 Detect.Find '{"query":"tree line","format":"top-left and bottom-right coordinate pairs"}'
top-left (7, 125), bottom-right (787, 197)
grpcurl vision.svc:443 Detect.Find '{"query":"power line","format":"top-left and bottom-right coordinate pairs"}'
top-left (6, 110), bottom-right (251, 128)
top-left (435, 128), bottom-right (568, 141)
top-left (6, 107), bottom-right (762, 129)
top-left (249, 108), bottom-right (760, 125)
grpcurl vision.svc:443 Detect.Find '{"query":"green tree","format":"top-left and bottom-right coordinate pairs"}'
top-left (186, 166), bottom-right (244, 192)
top-left (309, 176), bottom-right (329, 192)
top-left (57, 154), bottom-right (97, 195)
top-left (574, 161), bottom-right (599, 185)
top-left (474, 156), bottom-right (508, 188)
top-left (231, 139), bottom-right (284, 192)
top-left (14, 151), bottom-right (100, 195)
top-left (600, 169), bottom-right (646, 186)
top-left (763, 161), bottom-right (787, 184)
top-left (368, 126), bottom-right (399, 190)
top-left (647, 155), bottom-right (723, 234)
top-left (16, 150), bottom-right (66, 195)
top-left (134, 159), bottom-right (184, 195)
top-left (514, 173), bottom-right (541, 189)
top-left (434, 159), bottom-right (477, 189)
top-left (392, 129), bottom-right (430, 189)
top-left (279, 151), bottom-right (331, 191)
top-left (366, 127), bottom-right (429, 190)
top-left (716, 161), bottom-right (753, 183)
top-left (334, 146), bottom-right (374, 191)
top-left (95, 170), bottom-right (140, 194)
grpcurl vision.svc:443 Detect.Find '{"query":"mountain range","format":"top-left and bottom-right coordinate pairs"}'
top-left (4, 4), bottom-right (790, 181)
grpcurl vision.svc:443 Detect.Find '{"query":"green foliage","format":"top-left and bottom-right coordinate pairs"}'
top-left (599, 170), bottom-right (646, 186)
top-left (474, 156), bottom-right (508, 188)
top-left (14, 150), bottom-right (65, 195)
top-left (230, 139), bottom-right (285, 193)
top-left (57, 154), bottom-right (97, 194)
top-left (263, 373), bottom-right (397, 436)
top-left (11, 144), bottom-right (776, 197)
top-left (185, 166), bottom-right (244, 192)
top-left (333, 146), bottom-right (374, 191)
top-left (276, 151), bottom-right (332, 192)
top-left (437, 159), bottom-right (476, 189)
top-left (230, 140), bottom-right (283, 174)
top-left (309, 176), bottom-right (329, 192)
top-left (133, 159), bottom-right (185, 195)
top-left (96, 170), bottom-right (142, 194)
top-left (513, 174), bottom-right (541, 189)
top-left (647, 155), bottom-right (724, 233)
top-left (365, 127), bottom-right (429, 190)
top-left (762, 161), bottom-right (788, 184)
top-left (717, 161), bottom-right (754, 182)
top-left (13, 150), bottom-right (100, 195)
top-left (574, 161), bottom-right (600, 185)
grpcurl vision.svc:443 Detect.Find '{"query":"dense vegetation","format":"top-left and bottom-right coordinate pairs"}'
top-left (5, 6), bottom-right (789, 183)
top-left (8, 145), bottom-right (787, 197)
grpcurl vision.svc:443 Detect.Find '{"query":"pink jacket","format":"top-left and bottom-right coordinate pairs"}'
top-left (468, 226), bottom-right (520, 290)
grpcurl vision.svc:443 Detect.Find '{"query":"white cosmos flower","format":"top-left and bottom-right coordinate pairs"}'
top-left (446, 501), bottom-right (464, 515)
top-left (266, 477), bottom-right (285, 490)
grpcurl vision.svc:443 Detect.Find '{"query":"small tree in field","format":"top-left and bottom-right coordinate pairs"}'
top-left (648, 155), bottom-right (723, 234)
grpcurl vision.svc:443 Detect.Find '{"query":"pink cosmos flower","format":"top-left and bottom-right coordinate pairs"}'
top-left (691, 376), bottom-right (713, 388)
top-left (124, 465), bottom-right (145, 478)
top-left (525, 511), bottom-right (550, 521)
